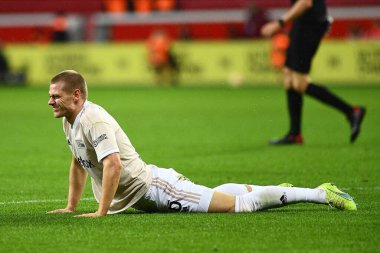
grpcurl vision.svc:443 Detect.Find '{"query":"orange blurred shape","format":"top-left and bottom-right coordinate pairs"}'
top-left (53, 16), bottom-right (68, 31)
top-left (272, 33), bottom-right (289, 50)
top-left (147, 30), bottom-right (171, 66)
top-left (156, 0), bottom-right (175, 11)
top-left (271, 33), bottom-right (289, 69)
top-left (135, 0), bottom-right (153, 13)
top-left (104, 0), bottom-right (126, 13)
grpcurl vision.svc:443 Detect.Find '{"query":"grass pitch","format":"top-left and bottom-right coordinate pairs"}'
top-left (0, 86), bottom-right (379, 253)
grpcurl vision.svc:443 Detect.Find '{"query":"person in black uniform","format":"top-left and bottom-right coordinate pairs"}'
top-left (261, 0), bottom-right (366, 145)
top-left (0, 42), bottom-right (9, 83)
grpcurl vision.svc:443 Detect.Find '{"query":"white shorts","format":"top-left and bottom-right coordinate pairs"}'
top-left (132, 165), bottom-right (214, 213)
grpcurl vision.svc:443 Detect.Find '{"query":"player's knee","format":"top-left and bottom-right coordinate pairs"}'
top-left (282, 68), bottom-right (292, 89)
top-left (208, 191), bottom-right (236, 213)
top-left (291, 78), bottom-right (308, 93)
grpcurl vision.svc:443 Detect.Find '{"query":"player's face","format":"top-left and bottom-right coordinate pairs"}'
top-left (48, 82), bottom-right (76, 120)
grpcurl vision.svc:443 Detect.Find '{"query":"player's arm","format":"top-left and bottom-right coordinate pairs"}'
top-left (281, 0), bottom-right (313, 24)
top-left (48, 156), bottom-right (87, 214)
top-left (75, 153), bottom-right (121, 217)
top-left (261, 0), bottom-right (313, 37)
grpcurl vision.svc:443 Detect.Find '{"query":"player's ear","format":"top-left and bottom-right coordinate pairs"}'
top-left (73, 88), bottom-right (81, 101)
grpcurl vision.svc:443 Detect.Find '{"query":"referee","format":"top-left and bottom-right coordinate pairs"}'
top-left (261, 0), bottom-right (366, 145)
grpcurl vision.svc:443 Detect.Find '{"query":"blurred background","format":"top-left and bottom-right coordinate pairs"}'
top-left (0, 0), bottom-right (379, 87)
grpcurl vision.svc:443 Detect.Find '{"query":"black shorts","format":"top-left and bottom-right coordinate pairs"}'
top-left (285, 21), bottom-right (329, 74)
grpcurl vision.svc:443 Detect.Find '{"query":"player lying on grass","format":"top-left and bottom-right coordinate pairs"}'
top-left (47, 70), bottom-right (357, 217)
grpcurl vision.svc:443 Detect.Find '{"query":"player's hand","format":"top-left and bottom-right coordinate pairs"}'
top-left (74, 212), bottom-right (105, 218)
top-left (261, 21), bottom-right (281, 37)
top-left (47, 208), bottom-right (75, 214)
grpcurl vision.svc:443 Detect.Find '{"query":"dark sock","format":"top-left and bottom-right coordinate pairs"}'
top-left (287, 89), bottom-right (303, 135)
top-left (305, 83), bottom-right (352, 115)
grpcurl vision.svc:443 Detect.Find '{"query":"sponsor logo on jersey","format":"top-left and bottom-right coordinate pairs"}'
top-left (76, 140), bottom-right (85, 149)
top-left (77, 156), bottom-right (95, 169)
top-left (93, 134), bottom-right (108, 147)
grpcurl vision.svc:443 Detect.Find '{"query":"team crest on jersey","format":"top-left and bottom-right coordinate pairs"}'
top-left (76, 140), bottom-right (86, 149)
top-left (93, 134), bottom-right (108, 147)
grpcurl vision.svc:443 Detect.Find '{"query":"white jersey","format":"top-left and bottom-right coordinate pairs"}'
top-left (63, 101), bottom-right (152, 214)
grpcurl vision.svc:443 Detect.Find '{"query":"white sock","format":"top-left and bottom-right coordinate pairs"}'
top-left (235, 186), bottom-right (326, 212)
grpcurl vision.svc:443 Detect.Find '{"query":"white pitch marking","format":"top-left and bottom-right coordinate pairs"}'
top-left (0, 197), bottom-right (94, 205)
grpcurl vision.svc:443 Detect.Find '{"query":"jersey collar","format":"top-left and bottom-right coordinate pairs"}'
top-left (71, 101), bottom-right (90, 129)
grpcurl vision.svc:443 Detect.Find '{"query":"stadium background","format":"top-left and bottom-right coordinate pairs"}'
top-left (0, 0), bottom-right (379, 86)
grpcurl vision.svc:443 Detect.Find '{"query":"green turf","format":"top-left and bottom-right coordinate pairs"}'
top-left (0, 86), bottom-right (379, 253)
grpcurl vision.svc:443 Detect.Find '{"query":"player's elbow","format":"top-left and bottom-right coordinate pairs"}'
top-left (103, 153), bottom-right (122, 174)
top-left (110, 160), bottom-right (122, 174)
top-left (111, 160), bottom-right (122, 173)
top-left (107, 161), bottom-right (122, 180)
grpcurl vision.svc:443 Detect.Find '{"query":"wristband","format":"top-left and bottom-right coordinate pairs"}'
top-left (278, 18), bottom-right (285, 27)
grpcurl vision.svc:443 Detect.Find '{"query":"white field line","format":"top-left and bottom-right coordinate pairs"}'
top-left (0, 186), bottom-right (379, 205)
top-left (0, 197), bottom-right (94, 205)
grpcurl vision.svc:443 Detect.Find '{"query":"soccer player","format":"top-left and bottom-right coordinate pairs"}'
top-left (47, 70), bottom-right (356, 217)
top-left (261, 0), bottom-right (366, 145)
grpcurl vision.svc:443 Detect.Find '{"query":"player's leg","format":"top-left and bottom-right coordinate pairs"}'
top-left (290, 70), bottom-right (353, 122)
top-left (285, 68), bottom-right (304, 140)
top-left (269, 21), bottom-right (305, 145)
top-left (234, 185), bottom-right (326, 212)
top-left (270, 67), bottom-right (304, 145)
top-left (134, 166), bottom-right (356, 213)
top-left (210, 183), bottom-right (325, 212)
top-left (289, 25), bottom-right (354, 114)
top-left (303, 79), bottom-right (366, 143)
top-left (213, 183), bottom-right (293, 196)
top-left (292, 22), bottom-right (365, 143)
top-left (290, 70), bottom-right (366, 143)
top-left (132, 166), bottom-right (306, 213)
top-left (211, 183), bottom-right (356, 212)
top-left (234, 184), bottom-right (356, 212)
top-left (270, 22), bottom-right (316, 145)
top-left (207, 191), bottom-right (235, 212)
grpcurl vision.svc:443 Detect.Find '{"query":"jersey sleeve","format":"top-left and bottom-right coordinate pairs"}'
top-left (89, 122), bottom-right (120, 162)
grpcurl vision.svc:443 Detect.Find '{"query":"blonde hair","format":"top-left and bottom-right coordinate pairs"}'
top-left (50, 70), bottom-right (88, 99)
